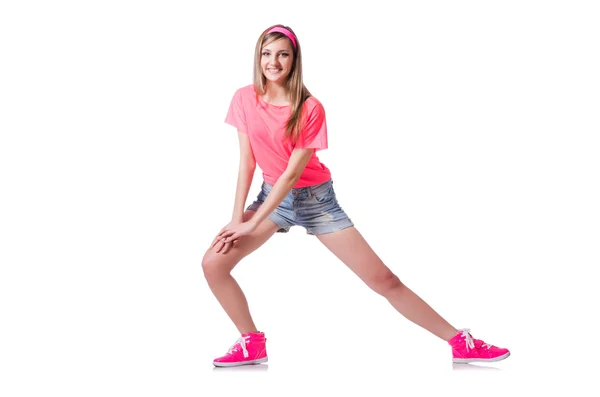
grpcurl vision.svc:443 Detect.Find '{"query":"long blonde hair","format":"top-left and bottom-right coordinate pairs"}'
top-left (253, 24), bottom-right (312, 146)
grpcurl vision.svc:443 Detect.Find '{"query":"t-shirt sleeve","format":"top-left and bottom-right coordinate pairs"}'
top-left (224, 89), bottom-right (248, 134)
top-left (295, 102), bottom-right (328, 151)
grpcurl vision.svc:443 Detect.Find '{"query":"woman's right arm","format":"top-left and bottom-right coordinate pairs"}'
top-left (231, 130), bottom-right (256, 223)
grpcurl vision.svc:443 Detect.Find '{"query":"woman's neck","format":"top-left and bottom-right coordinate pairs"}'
top-left (263, 82), bottom-right (290, 105)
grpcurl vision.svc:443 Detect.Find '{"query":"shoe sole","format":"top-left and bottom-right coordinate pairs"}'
top-left (452, 351), bottom-right (510, 364)
top-left (213, 357), bottom-right (268, 367)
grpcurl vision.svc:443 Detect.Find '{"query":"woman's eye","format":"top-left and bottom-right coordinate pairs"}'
top-left (280, 53), bottom-right (289, 57)
top-left (262, 52), bottom-right (270, 56)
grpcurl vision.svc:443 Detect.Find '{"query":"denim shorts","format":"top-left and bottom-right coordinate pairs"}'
top-left (246, 178), bottom-right (355, 235)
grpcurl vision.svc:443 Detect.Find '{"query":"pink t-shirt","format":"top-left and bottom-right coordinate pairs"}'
top-left (224, 84), bottom-right (332, 188)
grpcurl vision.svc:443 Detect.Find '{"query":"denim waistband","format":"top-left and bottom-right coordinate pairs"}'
top-left (262, 178), bottom-right (332, 199)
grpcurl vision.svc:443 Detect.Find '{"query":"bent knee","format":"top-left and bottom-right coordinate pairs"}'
top-left (202, 251), bottom-right (235, 281)
top-left (368, 271), bottom-right (404, 296)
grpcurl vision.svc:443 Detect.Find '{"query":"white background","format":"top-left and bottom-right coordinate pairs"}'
top-left (1, 0), bottom-right (599, 395)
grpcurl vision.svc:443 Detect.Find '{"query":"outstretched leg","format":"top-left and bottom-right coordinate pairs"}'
top-left (202, 209), bottom-right (280, 334)
top-left (316, 226), bottom-right (458, 341)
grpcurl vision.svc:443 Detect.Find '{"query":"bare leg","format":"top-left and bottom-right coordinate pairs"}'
top-left (202, 210), bottom-right (280, 335)
top-left (317, 226), bottom-right (457, 341)
top-left (205, 273), bottom-right (259, 334)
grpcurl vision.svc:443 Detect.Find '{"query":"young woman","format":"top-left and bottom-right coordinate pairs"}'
top-left (203, 24), bottom-right (510, 367)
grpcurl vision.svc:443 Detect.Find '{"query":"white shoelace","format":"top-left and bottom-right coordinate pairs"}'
top-left (458, 328), bottom-right (492, 351)
top-left (228, 336), bottom-right (249, 358)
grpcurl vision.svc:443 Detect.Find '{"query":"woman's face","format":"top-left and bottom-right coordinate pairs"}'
top-left (261, 38), bottom-right (294, 83)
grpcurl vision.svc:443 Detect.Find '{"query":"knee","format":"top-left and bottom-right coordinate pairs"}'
top-left (201, 253), bottom-right (232, 282)
top-left (368, 271), bottom-right (405, 297)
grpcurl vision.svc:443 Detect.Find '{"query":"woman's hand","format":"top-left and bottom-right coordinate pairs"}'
top-left (209, 220), bottom-right (256, 254)
top-left (210, 221), bottom-right (240, 254)
top-left (214, 221), bottom-right (257, 246)
top-left (210, 235), bottom-right (238, 254)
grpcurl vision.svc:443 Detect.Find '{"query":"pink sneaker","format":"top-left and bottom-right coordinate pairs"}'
top-left (449, 328), bottom-right (510, 363)
top-left (213, 331), bottom-right (268, 367)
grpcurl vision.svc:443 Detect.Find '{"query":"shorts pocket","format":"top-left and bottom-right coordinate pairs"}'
top-left (314, 184), bottom-right (334, 202)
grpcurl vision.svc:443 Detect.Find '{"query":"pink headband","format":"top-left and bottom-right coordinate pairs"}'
top-left (267, 26), bottom-right (297, 49)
